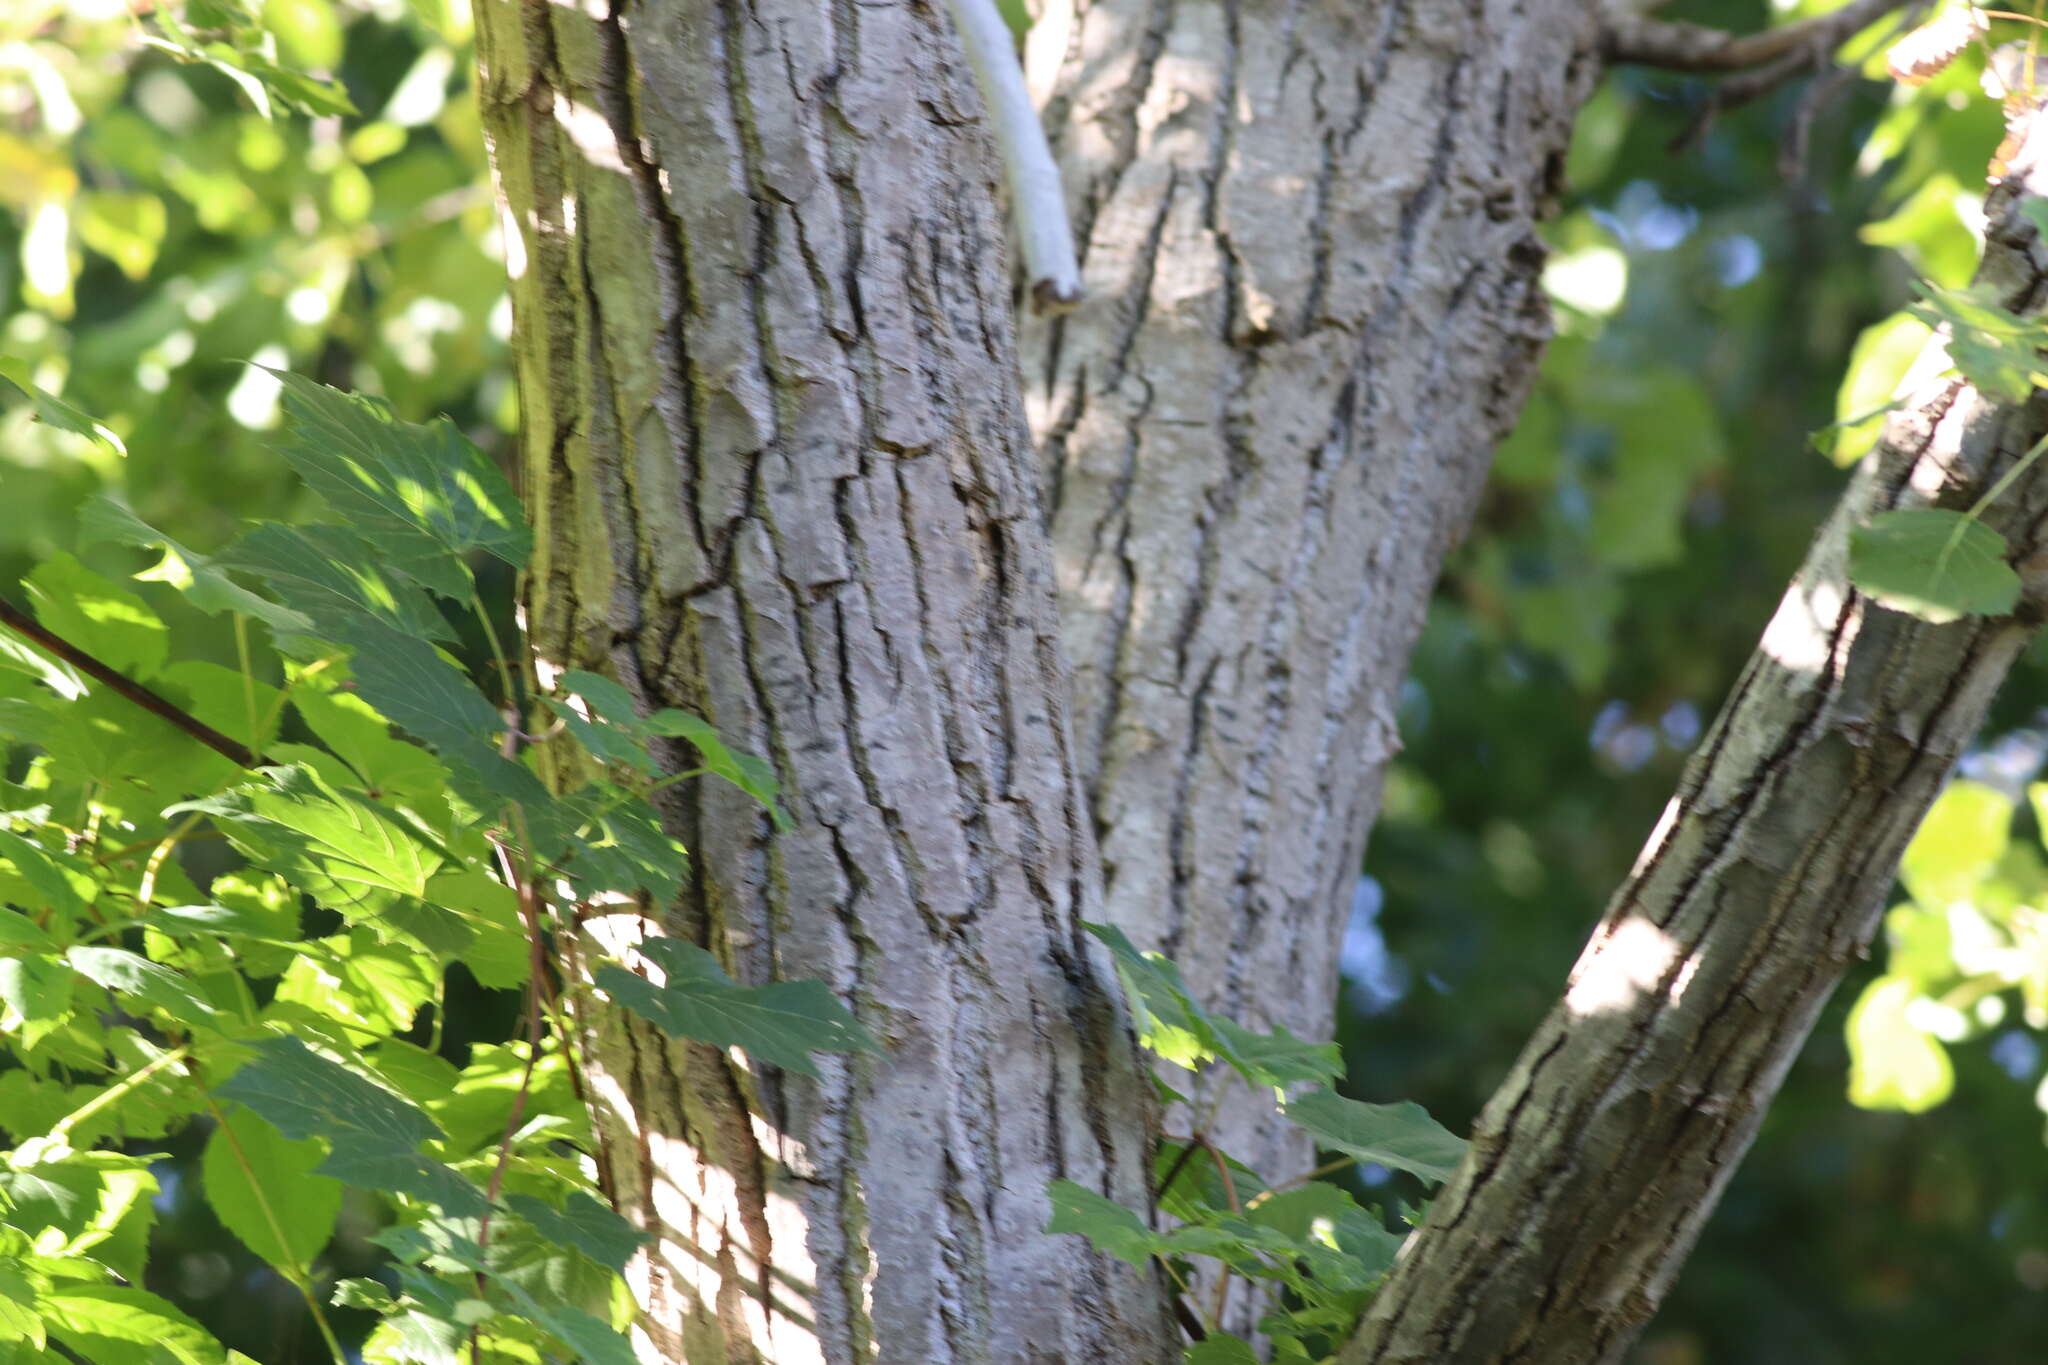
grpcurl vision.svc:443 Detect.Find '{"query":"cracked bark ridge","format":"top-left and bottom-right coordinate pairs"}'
top-left (1019, 0), bottom-right (1603, 1181)
top-left (1342, 113), bottom-right (2048, 1365)
top-left (474, 0), bottom-right (1172, 1360)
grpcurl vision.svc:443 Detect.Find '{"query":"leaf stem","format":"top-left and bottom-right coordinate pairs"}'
top-left (44, 1042), bottom-right (190, 1146)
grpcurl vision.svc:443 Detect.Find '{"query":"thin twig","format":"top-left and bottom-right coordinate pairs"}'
top-left (0, 595), bottom-right (257, 767)
top-left (1606, 0), bottom-right (1919, 70)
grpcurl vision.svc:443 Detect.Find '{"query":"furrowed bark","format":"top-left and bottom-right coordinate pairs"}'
top-left (473, 1), bottom-right (1173, 1361)
top-left (1019, 0), bottom-right (1602, 1182)
top-left (1342, 117), bottom-right (2048, 1365)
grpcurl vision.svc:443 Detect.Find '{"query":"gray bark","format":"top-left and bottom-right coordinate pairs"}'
top-left (1019, 0), bottom-right (1603, 1181)
top-left (1341, 118), bottom-right (2048, 1365)
top-left (473, 1), bottom-right (1172, 1361)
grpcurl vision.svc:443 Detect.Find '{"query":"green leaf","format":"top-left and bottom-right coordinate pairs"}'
top-left (215, 1035), bottom-right (486, 1215)
top-left (41, 1286), bottom-right (226, 1365)
top-left (643, 708), bottom-right (790, 828)
top-left (1908, 282), bottom-right (2048, 403)
top-left (1209, 1016), bottom-right (1343, 1087)
top-left (1848, 507), bottom-right (2020, 624)
top-left (500, 1191), bottom-right (646, 1274)
top-left (25, 552), bottom-right (167, 680)
top-left (553, 782), bottom-right (689, 903)
top-left (0, 364), bottom-right (125, 455)
top-left (1044, 1179), bottom-right (1159, 1270)
top-left (1900, 779), bottom-right (2011, 908)
top-left (169, 764), bottom-right (445, 914)
top-left (0, 955), bottom-right (73, 1044)
top-left (341, 622), bottom-right (505, 764)
top-left (77, 496), bottom-right (310, 632)
top-left (594, 938), bottom-right (878, 1078)
top-left (201, 1107), bottom-right (342, 1273)
top-left (1245, 1181), bottom-right (1361, 1241)
top-left (1083, 922), bottom-right (1220, 1070)
top-left (267, 370), bottom-right (531, 591)
top-left (1283, 1088), bottom-right (1467, 1187)
top-left (1186, 1333), bottom-right (1261, 1364)
top-left (0, 827), bottom-right (89, 918)
top-left (291, 685), bottom-right (450, 798)
top-left (1847, 976), bottom-right (1955, 1113)
top-left (1825, 311), bottom-right (1935, 465)
top-left (67, 946), bottom-right (220, 1028)
top-left (222, 522), bottom-right (456, 644)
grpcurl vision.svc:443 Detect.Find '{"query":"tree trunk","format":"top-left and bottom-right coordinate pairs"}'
top-left (1020, 0), bottom-right (1602, 1180)
top-left (473, 1), bottom-right (1172, 1360)
top-left (1341, 122), bottom-right (2048, 1365)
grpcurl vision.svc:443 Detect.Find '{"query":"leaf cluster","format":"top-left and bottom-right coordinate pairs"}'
top-left (1046, 925), bottom-right (1465, 1363)
top-left (0, 377), bottom-right (874, 1364)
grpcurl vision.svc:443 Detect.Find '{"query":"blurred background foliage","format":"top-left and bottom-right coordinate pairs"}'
top-left (4, 0), bottom-right (2048, 1359)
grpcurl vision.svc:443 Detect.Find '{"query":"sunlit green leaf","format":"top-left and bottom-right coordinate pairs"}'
top-left (201, 1106), bottom-right (343, 1273)
top-left (268, 371), bottom-right (530, 592)
top-left (1901, 779), bottom-right (2011, 908)
top-left (1847, 976), bottom-right (1955, 1113)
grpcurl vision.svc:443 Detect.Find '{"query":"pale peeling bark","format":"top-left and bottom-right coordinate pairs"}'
top-left (473, 2), bottom-right (1172, 1361)
top-left (1019, 0), bottom-right (1603, 1178)
top-left (1342, 121), bottom-right (2048, 1365)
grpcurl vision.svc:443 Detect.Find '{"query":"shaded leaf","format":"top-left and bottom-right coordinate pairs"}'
top-left (1284, 1088), bottom-right (1467, 1186)
top-left (1849, 507), bottom-right (2019, 624)
top-left (1045, 1179), bottom-right (1159, 1270)
top-left (594, 938), bottom-right (877, 1078)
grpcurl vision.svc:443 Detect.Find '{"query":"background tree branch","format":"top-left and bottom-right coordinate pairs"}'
top-left (1340, 107), bottom-right (2048, 1365)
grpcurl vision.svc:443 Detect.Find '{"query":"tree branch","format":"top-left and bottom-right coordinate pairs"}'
top-left (0, 594), bottom-right (258, 768)
top-left (944, 0), bottom-right (1083, 313)
top-left (1605, 0), bottom-right (1919, 71)
top-left (1339, 105), bottom-right (2048, 1365)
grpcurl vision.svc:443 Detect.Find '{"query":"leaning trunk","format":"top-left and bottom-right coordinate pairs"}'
top-left (473, 1), bottom-right (1173, 1360)
top-left (1021, 0), bottom-right (1602, 1181)
top-left (1343, 112), bottom-right (2048, 1365)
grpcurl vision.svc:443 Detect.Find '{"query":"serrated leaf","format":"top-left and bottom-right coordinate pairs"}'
top-left (643, 708), bottom-right (790, 828)
top-left (78, 496), bottom-right (310, 632)
top-left (0, 364), bottom-right (125, 455)
top-left (594, 938), bottom-right (877, 1078)
top-left (1209, 1016), bottom-right (1343, 1086)
top-left (501, 1191), bottom-right (647, 1274)
top-left (1083, 922), bottom-right (1219, 1069)
top-left (0, 827), bottom-right (88, 918)
top-left (41, 1286), bottom-right (225, 1365)
top-left (201, 1107), bottom-right (342, 1274)
top-left (1045, 1179), bottom-right (1159, 1269)
top-left (342, 622), bottom-right (505, 765)
top-left (552, 781), bottom-right (689, 903)
top-left (268, 371), bottom-right (530, 591)
top-left (169, 764), bottom-right (445, 914)
top-left (67, 947), bottom-right (220, 1028)
top-left (1909, 281), bottom-right (2048, 403)
top-left (222, 523), bottom-right (455, 644)
top-left (1849, 507), bottom-right (2020, 623)
top-left (1284, 1088), bottom-right (1467, 1186)
top-left (0, 954), bottom-right (72, 1040)
top-left (214, 1039), bottom-right (485, 1214)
